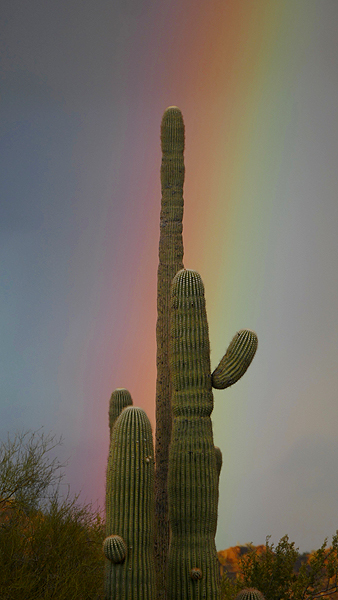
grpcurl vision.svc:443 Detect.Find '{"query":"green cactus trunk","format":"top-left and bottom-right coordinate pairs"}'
top-left (105, 405), bottom-right (156, 600)
top-left (168, 269), bottom-right (221, 600)
top-left (155, 106), bottom-right (185, 599)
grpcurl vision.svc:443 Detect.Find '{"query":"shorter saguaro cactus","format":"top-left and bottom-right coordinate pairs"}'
top-left (105, 405), bottom-right (156, 600)
top-left (235, 588), bottom-right (265, 600)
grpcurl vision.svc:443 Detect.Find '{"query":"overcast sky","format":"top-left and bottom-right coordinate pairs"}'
top-left (1, 0), bottom-right (338, 553)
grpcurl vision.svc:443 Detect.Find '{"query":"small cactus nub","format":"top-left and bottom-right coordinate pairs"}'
top-left (212, 329), bottom-right (258, 389)
top-left (235, 589), bottom-right (265, 600)
top-left (105, 405), bottom-right (156, 600)
top-left (103, 535), bottom-right (127, 563)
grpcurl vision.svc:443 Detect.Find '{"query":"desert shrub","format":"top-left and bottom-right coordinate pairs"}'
top-left (221, 533), bottom-right (338, 600)
top-left (0, 428), bottom-right (66, 515)
top-left (0, 429), bottom-right (105, 599)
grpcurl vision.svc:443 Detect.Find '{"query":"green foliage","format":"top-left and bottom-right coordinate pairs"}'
top-left (238, 535), bottom-right (298, 600)
top-left (293, 533), bottom-right (338, 600)
top-left (0, 429), bottom-right (105, 599)
top-left (220, 533), bottom-right (338, 600)
top-left (221, 563), bottom-right (245, 600)
top-left (0, 494), bottom-right (105, 599)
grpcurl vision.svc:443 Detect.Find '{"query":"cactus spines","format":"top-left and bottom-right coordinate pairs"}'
top-left (168, 269), bottom-right (220, 600)
top-left (105, 405), bottom-right (156, 600)
top-left (108, 388), bottom-right (133, 440)
top-left (155, 106), bottom-right (185, 599)
top-left (103, 535), bottom-right (127, 563)
top-left (235, 588), bottom-right (265, 600)
top-left (212, 329), bottom-right (258, 390)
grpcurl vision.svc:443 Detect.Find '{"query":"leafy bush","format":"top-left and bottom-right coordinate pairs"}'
top-left (221, 533), bottom-right (338, 600)
top-left (0, 429), bottom-right (105, 599)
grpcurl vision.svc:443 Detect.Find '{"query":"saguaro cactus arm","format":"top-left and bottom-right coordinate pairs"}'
top-left (212, 329), bottom-right (258, 390)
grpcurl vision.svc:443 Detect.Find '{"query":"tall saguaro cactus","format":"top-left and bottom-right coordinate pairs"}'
top-left (104, 405), bottom-right (156, 600)
top-left (155, 106), bottom-right (185, 599)
top-left (168, 269), bottom-right (221, 600)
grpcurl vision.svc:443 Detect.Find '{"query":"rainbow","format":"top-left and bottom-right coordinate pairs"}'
top-left (64, 0), bottom-right (318, 551)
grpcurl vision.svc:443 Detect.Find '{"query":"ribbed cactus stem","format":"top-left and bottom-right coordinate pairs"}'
top-left (168, 269), bottom-right (220, 600)
top-left (212, 329), bottom-right (258, 390)
top-left (108, 388), bottom-right (133, 440)
top-left (105, 406), bottom-right (156, 600)
top-left (155, 106), bottom-right (185, 600)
